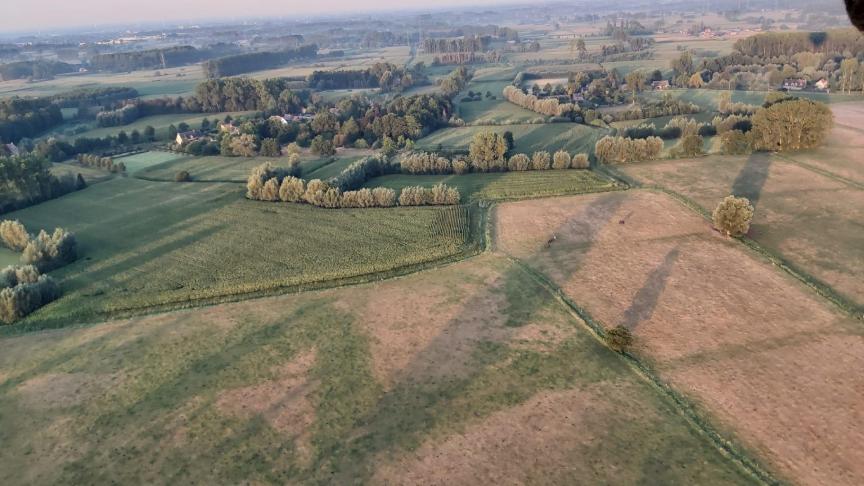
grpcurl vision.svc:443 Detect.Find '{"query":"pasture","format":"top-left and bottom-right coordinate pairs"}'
top-left (0, 248), bottom-right (18, 268)
top-left (50, 162), bottom-right (114, 183)
top-left (494, 190), bottom-right (864, 486)
top-left (0, 253), bottom-right (754, 484)
top-left (364, 170), bottom-right (619, 201)
top-left (455, 77), bottom-right (540, 125)
top-left (416, 122), bottom-right (608, 155)
top-left (59, 111), bottom-right (254, 140)
top-left (2, 178), bottom-right (478, 331)
top-left (116, 150), bottom-right (188, 174)
top-left (619, 154), bottom-right (864, 309)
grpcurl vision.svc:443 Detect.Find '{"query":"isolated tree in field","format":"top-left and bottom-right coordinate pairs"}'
top-left (712, 196), bottom-right (754, 237)
top-left (469, 131), bottom-right (507, 171)
top-left (625, 70), bottom-right (646, 103)
top-left (552, 150), bottom-right (571, 169)
top-left (230, 134), bottom-right (258, 157)
top-left (259, 138), bottom-right (280, 157)
top-left (0, 220), bottom-right (31, 251)
top-left (175, 170), bottom-right (191, 182)
top-left (606, 325), bottom-right (633, 352)
top-left (750, 99), bottom-right (832, 152)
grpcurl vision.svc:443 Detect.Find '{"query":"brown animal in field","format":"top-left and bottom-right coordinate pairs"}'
top-left (544, 233), bottom-right (557, 249)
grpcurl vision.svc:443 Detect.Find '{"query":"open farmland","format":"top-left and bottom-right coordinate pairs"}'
top-left (494, 190), bottom-right (864, 486)
top-left (456, 77), bottom-right (541, 125)
top-left (1, 178), bottom-right (478, 332)
top-left (50, 162), bottom-right (114, 183)
top-left (0, 254), bottom-right (754, 484)
top-left (56, 111), bottom-right (254, 140)
top-left (364, 170), bottom-right (619, 201)
top-left (618, 111), bottom-right (864, 310)
top-left (416, 122), bottom-right (608, 155)
top-left (115, 150), bottom-right (188, 174)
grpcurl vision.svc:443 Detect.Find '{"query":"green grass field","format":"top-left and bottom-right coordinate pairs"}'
top-left (3, 178), bottom-right (477, 331)
top-left (302, 155), bottom-right (369, 180)
top-left (50, 162), bottom-right (114, 183)
top-left (0, 248), bottom-right (18, 268)
top-left (58, 111), bottom-right (254, 140)
top-left (364, 170), bottom-right (619, 201)
top-left (116, 151), bottom-right (189, 174)
top-left (0, 254), bottom-right (754, 484)
top-left (456, 78), bottom-right (543, 125)
top-left (416, 123), bottom-right (609, 155)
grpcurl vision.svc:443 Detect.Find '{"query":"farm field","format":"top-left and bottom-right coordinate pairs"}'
top-left (0, 65), bottom-right (204, 100)
top-left (455, 77), bottom-right (541, 125)
top-left (364, 170), bottom-right (619, 201)
top-left (0, 247), bottom-right (18, 267)
top-left (619, 154), bottom-right (864, 309)
top-left (0, 253), bottom-right (755, 484)
top-left (50, 162), bottom-right (114, 183)
top-left (643, 89), bottom-right (864, 112)
top-left (416, 122), bottom-right (608, 155)
top-left (494, 190), bottom-right (864, 486)
top-left (116, 150), bottom-right (189, 174)
top-left (2, 178), bottom-right (477, 332)
top-left (56, 111), bottom-right (254, 140)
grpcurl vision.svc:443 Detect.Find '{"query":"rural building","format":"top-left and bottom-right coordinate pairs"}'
top-left (218, 121), bottom-right (240, 135)
top-left (2, 142), bottom-right (19, 156)
top-left (652, 80), bottom-right (670, 90)
top-left (269, 115), bottom-right (288, 125)
top-left (783, 78), bottom-right (807, 91)
top-left (815, 78), bottom-right (830, 91)
top-left (175, 130), bottom-right (203, 146)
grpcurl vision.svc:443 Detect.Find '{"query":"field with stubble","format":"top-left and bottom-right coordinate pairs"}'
top-left (494, 190), bottom-right (864, 486)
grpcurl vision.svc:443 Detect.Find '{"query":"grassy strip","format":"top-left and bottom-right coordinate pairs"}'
top-left (504, 254), bottom-right (784, 486)
top-left (773, 153), bottom-right (864, 191)
top-left (605, 164), bottom-right (864, 320)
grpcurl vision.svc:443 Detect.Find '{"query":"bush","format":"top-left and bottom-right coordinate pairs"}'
top-left (530, 151), bottom-right (551, 170)
top-left (672, 134), bottom-right (704, 158)
top-left (452, 158), bottom-right (469, 175)
top-left (0, 265), bottom-right (60, 324)
top-left (712, 196), bottom-right (754, 237)
top-left (594, 136), bottom-right (663, 164)
top-left (507, 153), bottom-right (531, 171)
top-left (21, 228), bottom-right (78, 271)
top-left (720, 130), bottom-right (753, 155)
top-left (278, 176), bottom-right (306, 202)
top-left (551, 150), bottom-right (571, 169)
top-left (371, 187), bottom-right (397, 207)
top-left (571, 153), bottom-right (590, 169)
top-left (0, 220), bottom-right (31, 251)
top-left (605, 325), bottom-right (634, 352)
top-left (175, 170), bottom-right (191, 182)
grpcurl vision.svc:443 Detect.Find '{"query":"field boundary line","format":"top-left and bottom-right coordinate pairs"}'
top-left (772, 153), bottom-right (864, 191)
top-left (504, 254), bottom-right (784, 486)
top-left (606, 170), bottom-right (864, 319)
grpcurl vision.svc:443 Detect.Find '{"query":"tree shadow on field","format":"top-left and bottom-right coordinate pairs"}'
top-left (730, 153), bottom-right (771, 208)
top-left (620, 247), bottom-right (680, 331)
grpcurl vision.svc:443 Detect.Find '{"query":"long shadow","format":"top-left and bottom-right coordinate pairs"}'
top-left (620, 247), bottom-right (680, 330)
top-left (730, 152), bottom-right (771, 208)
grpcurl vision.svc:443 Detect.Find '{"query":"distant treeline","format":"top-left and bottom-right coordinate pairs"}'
top-left (203, 45), bottom-right (318, 78)
top-left (733, 29), bottom-right (864, 58)
top-left (195, 77), bottom-right (308, 112)
top-left (422, 35), bottom-right (492, 54)
top-left (89, 45), bottom-right (215, 72)
top-left (0, 60), bottom-right (76, 81)
top-left (50, 87), bottom-right (139, 108)
top-left (0, 98), bottom-right (64, 144)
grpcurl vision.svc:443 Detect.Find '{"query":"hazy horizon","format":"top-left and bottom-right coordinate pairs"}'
top-left (1, 0), bottom-right (521, 33)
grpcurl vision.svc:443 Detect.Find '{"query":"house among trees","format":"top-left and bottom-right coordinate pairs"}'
top-left (218, 121), bottom-right (240, 135)
top-left (783, 78), bottom-right (807, 91)
top-left (652, 80), bottom-right (670, 90)
top-left (175, 130), bottom-right (203, 146)
top-left (815, 78), bottom-right (830, 91)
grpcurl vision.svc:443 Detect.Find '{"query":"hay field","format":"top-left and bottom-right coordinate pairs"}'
top-left (0, 254), bottom-right (754, 484)
top-left (494, 190), bottom-right (864, 486)
top-left (620, 149), bottom-right (864, 309)
top-left (363, 170), bottom-right (618, 202)
top-left (456, 78), bottom-right (541, 125)
top-left (2, 178), bottom-right (477, 331)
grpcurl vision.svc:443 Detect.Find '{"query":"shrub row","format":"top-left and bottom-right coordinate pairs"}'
top-left (502, 85), bottom-right (576, 117)
top-left (0, 265), bottom-right (59, 324)
top-left (595, 136), bottom-right (664, 164)
top-left (76, 153), bottom-right (126, 173)
top-left (399, 150), bottom-right (589, 175)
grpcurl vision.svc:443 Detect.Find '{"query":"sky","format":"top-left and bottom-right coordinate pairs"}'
top-left (0, 0), bottom-right (517, 33)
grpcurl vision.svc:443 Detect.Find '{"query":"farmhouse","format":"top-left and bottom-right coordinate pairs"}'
top-left (175, 130), bottom-right (203, 146)
top-left (652, 80), bottom-right (670, 90)
top-left (815, 78), bottom-right (830, 91)
top-left (783, 78), bottom-right (806, 91)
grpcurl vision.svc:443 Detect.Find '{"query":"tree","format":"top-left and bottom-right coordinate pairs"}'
top-left (230, 134), bottom-right (258, 157)
top-left (625, 70), bottom-right (646, 103)
top-left (144, 125), bottom-right (156, 141)
top-left (840, 58), bottom-right (860, 94)
top-left (310, 135), bottom-right (336, 156)
top-left (260, 138), bottom-right (280, 157)
top-left (130, 130), bottom-right (141, 144)
top-left (750, 99), bottom-right (832, 152)
top-left (0, 220), bottom-right (31, 251)
top-left (117, 130), bottom-right (129, 145)
top-left (468, 131), bottom-right (507, 171)
top-left (175, 170), bottom-right (191, 182)
top-left (671, 51), bottom-right (694, 77)
top-left (720, 130), bottom-right (753, 155)
top-left (502, 131), bottom-right (515, 153)
top-left (674, 134), bottom-right (704, 157)
top-left (552, 150), bottom-right (571, 169)
top-left (688, 72), bottom-right (705, 88)
top-left (712, 196), bottom-right (754, 237)
top-left (201, 118), bottom-right (211, 130)
top-left (167, 124), bottom-right (178, 141)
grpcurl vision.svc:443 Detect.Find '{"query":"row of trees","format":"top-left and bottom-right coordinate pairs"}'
top-left (75, 154), bottom-right (126, 173)
top-left (0, 154), bottom-right (86, 214)
top-left (246, 163), bottom-right (459, 208)
top-left (422, 36), bottom-right (491, 54)
top-left (95, 104), bottom-right (140, 127)
top-left (0, 60), bottom-right (75, 81)
top-left (203, 45), bottom-right (318, 78)
top-left (0, 97), bottom-right (64, 144)
top-left (90, 46), bottom-right (206, 72)
top-left (0, 220), bottom-right (78, 271)
top-left (400, 148), bottom-right (589, 175)
top-left (195, 77), bottom-right (309, 113)
top-left (502, 85), bottom-right (576, 117)
top-left (594, 136), bottom-right (664, 164)
top-left (733, 29), bottom-right (864, 59)
top-left (0, 264), bottom-right (59, 324)
top-left (306, 63), bottom-right (421, 92)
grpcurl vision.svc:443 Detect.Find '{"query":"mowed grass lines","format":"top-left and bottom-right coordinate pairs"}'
top-left (3, 178), bottom-right (476, 331)
top-left (116, 150), bottom-right (189, 174)
top-left (416, 123), bottom-right (609, 155)
top-left (363, 170), bottom-right (619, 201)
top-left (456, 79), bottom-right (541, 125)
top-left (0, 254), bottom-right (753, 484)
